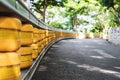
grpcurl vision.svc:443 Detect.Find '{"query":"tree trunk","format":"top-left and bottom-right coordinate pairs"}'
top-left (42, 0), bottom-right (47, 22)
top-left (73, 14), bottom-right (77, 31)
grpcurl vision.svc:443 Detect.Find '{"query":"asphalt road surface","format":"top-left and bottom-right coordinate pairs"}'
top-left (32, 39), bottom-right (120, 80)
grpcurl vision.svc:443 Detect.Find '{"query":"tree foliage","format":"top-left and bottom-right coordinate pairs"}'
top-left (98, 0), bottom-right (114, 8)
top-left (30, 0), bottom-right (120, 33)
top-left (90, 22), bottom-right (103, 33)
top-left (30, 0), bottom-right (66, 22)
top-left (49, 21), bottom-right (63, 29)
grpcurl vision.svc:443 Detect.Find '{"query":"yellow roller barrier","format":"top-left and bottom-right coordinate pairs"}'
top-left (40, 30), bottom-right (46, 40)
top-left (17, 46), bottom-right (32, 55)
top-left (31, 28), bottom-right (41, 60)
top-left (85, 33), bottom-right (90, 38)
top-left (38, 41), bottom-right (41, 47)
top-left (31, 42), bottom-right (39, 59)
top-left (0, 65), bottom-right (20, 80)
top-left (38, 47), bottom-right (42, 53)
top-left (38, 29), bottom-right (43, 40)
top-left (0, 52), bottom-right (20, 66)
top-left (20, 60), bottom-right (32, 69)
top-left (43, 39), bottom-right (47, 47)
top-left (17, 46), bottom-right (33, 69)
top-left (41, 41), bottom-right (44, 48)
top-left (20, 54), bottom-right (32, 68)
top-left (32, 49), bottom-right (38, 59)
top-left (0, 17), bottom-right (21, 30)
top-left (40, 41), bottom-right (44, 50)
top-left (0, 17), bottom-right (21, 51)
top-left (20, 24), bottom-right (33, 45)
top-left (20, 54), bottom-right (32, 62)
top-left (31, 43), bottom-right (38, 50)
top-left (38, 29), bottom-right (42, 41)
top-left (33, 28), bottom-right (40, 43)
top-left (0, 52), bottom-right (20, 80)
top-left (94, 34), bottom-right (100, 38)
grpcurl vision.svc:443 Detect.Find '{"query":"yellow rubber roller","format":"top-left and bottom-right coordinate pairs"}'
top-left (94, 34), bottom-right (100, 38)
top-left (0, 52), bottom-right (20, 66)
top-left (40, 40), bottom-right (45, 48)
top-left (0, 65), bottom-right (20, 80)
top-left (38, 29), bottom-right (42, 40)
top-left (20, 24), bottom-right (33, 46)
top-left (45, 30), bottom-right (49, 37)
top-left (17, 46), bottom-right (32, 55)
top-left (38, 41), bottom-right (42, 47)
top-left (0, 17), bottom-right (21, 30)
top-left (33, 28), bottom-right (40, 43)
top-left (38, 46), bottom-right (42, 53)
top-left (20, 60), bottom-right (32, 69)
top-left (85, 33), bottom-right (90, 38)
top-left (20, 54), bottom-right (32, 62)
top-left (32, 49), bottom-right (38, 59)
top-left (38, 30), bottom-right (42, 41)
top-left (42, 34), bottom-right (46, 39)
top-left (33, 33), bottom-right (39, 43)
top-left (0, 17), bottom-right (21, 51)
top-left (31, 43), bottom-right (39, 50)
top-left (39, 41), bottom-right (44, 50)
top-left (21, 24), bottom-right (33, 32)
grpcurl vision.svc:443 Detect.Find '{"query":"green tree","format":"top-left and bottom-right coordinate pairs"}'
top-left (64, 0), bottom-right (89, 28)
top-left (30, 0), bottom-right (66, 22)
top-left (90, 22), bottom-right (103, 33)
top-left (49, 21), bottom-right (63, 29)
top-left (98, 0), bottom-right (120, 17)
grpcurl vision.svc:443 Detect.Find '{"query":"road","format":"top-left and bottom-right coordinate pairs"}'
top-left (32, 39), bottom-right (120, 80)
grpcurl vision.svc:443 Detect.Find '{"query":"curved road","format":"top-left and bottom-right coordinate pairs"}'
top-left (32, 39), bottom-right (120, 80)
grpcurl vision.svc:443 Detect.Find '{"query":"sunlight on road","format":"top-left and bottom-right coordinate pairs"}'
top-left (92, 49), bottom-right (116, 59)
top-left (89, 56), bottom-right (104, 59)
top-left (77, 64), bottom-right (120, 78)
top-left (60, 59), bottom-right (120, 78)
